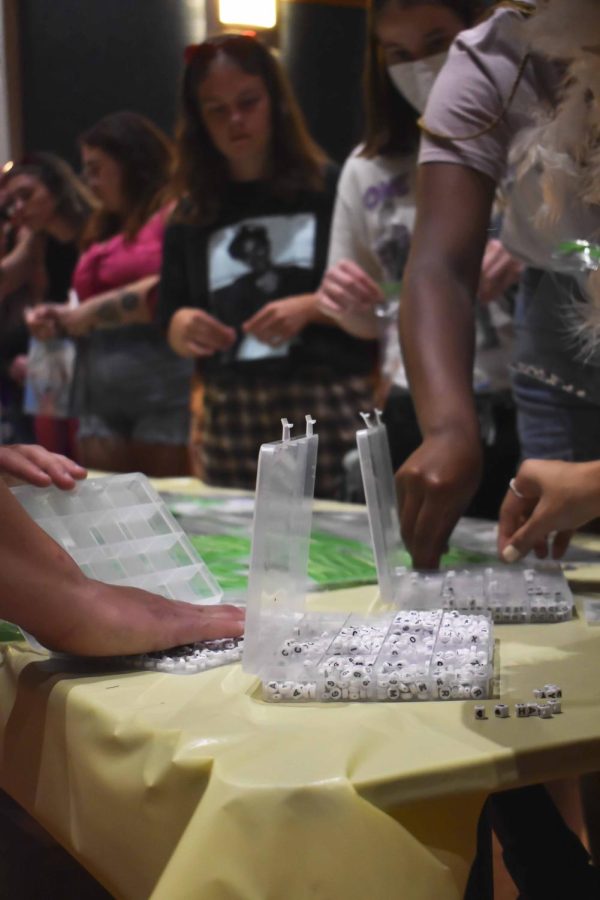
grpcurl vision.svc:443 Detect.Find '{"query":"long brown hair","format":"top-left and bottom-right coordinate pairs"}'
top-left (173, 34), bottom-right (329, 225)
top-left (5, 151), bottom-right (97, 243)
top-left (79, 110), bottom-right (175, 244)
top-left (362, 0), bottom-right (485, 157)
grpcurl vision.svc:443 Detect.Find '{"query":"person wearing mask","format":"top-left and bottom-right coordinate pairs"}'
top-left (317, 0), bottom-right (521, 515)
top-left (159, 35), bottom-right (376, 499)
top-left (28, 113), bottom-right (194, 477)
top-left (0, 443), bottom-right (243, 655)
top-left (395, 0), bottom-right (600, 569)
top-left (391, 2), bottom-right (600, 896)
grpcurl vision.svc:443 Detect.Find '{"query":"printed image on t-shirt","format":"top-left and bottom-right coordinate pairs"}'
top-left (208, 214), bottom-right (316, 362)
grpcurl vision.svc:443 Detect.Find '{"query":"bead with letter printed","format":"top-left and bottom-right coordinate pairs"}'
top-left (494, 704), bottom-right (510, 718)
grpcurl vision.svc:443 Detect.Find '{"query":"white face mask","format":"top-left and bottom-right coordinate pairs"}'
top-left (387, 50), bottom-right (448, 114)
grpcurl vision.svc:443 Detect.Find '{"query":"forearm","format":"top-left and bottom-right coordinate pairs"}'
top-left (400, 261), bottom-right (480, 442)
top-left (0, 481), bottom-right (91, 648)
top-left (80, 275), bottom-right (157, 330)
top-left (400, 164), bottom-right (494, 444)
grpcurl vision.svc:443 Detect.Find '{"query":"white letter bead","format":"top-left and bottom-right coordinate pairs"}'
top-left (494, 704), bottom-right (510, 718)
top-left (543, 684), bottom-right (562, 699)
top-left (474, 705), bottom-right (487, 720)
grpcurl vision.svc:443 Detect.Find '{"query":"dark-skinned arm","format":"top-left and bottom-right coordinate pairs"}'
top-left (397, 162), bottom-right (496, 569)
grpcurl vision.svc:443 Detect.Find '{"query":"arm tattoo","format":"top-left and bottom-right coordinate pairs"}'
top-left (95, 291), bottom-right (140, 327)
top-left (120, 291), bottom-right (139, 312)
top-left (96, 301), bottom-right (120, 323)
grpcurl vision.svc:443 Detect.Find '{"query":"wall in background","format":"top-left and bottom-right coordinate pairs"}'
top-left (14, 0), bottom-right (365, 168)
top-left (17, 0), bottom-right (206, 165)
top-left (280, 0), bottom-right (366, 163)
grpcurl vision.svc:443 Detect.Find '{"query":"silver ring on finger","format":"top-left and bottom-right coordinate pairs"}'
top-left (508, 478), bottom-right (525, 499)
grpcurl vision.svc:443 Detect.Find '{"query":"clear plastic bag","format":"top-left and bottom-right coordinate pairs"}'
top-left (23, 336), bottom-right (76, 418)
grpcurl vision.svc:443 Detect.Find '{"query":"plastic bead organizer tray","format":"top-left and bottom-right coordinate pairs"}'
top-left (356, 411), bottom-right (574, 625)
top-left (11, 474), bottom-right (234, 667)
top-left (242, 415), bottom-right (572, 704)
top-left (262, 609), bottom-right (493, 703)
top-left (242, 417), bottom-right (495, 703)
top-left (12, 473), bottom-right (222, 606)
top-left (394, 566), bottom-right (573, 624)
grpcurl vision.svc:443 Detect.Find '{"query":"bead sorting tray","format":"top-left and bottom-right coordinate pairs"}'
top-left (394, 565), bottom-right (573, 623)
top-left (11, 473), bottom-right (222, 606)
top-left (356, 412), bottom-right (573, 623)
top-left (261, 609), bottom-right (493, 702)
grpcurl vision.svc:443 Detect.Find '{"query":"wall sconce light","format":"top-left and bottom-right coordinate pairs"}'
top-left (218, 0), bottom-right (277, 29)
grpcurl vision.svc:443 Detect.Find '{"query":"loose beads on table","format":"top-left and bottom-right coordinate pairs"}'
top-left (125, 637), bottom-right (244, 674)
top-left (475, 685), bottom-right (563, 721)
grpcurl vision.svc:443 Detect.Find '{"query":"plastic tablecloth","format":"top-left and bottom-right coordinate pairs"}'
top-left (1, 478), bottom-right (600, 900)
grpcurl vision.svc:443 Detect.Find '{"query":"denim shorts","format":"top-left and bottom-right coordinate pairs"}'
top-left (78, 405), bottom-right (190, 446)
top-left (512, 372), bottom-right (600, 461)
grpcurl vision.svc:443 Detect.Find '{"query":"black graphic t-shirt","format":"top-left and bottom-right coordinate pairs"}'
top-left (158, 168), bottom-right (376, 377)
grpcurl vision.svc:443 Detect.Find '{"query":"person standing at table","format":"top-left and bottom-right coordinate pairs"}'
top-left (394, 0), bottom-right (600, 569)
top-left (4, 153), bottom-right (96, 457)
top-left (317, 0), bottom-right (522, 515)
top-left (27, 112), bottom-right (193, 477)
top-left (159, 34), bottom-right (376, 499)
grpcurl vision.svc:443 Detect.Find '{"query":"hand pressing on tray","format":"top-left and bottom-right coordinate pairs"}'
top-left (0, 478), bottom-right (244, 656)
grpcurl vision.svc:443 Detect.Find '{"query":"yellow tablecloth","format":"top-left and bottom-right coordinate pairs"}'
top-left (1, 478), bottom-right (600, 900)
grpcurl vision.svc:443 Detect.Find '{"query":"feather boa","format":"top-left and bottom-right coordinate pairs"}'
top-left (511, 0), bottom-right (600, 356)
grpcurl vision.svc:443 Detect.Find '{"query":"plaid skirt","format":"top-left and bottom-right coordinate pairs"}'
top-left (201, 368), bottom-right (374, 499)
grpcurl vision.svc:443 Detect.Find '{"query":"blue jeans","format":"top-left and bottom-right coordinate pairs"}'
top-left (512, 372), bottom-right (600, 461)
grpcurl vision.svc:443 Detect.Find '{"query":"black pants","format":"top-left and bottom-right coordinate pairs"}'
top-left (465, 786), bottom-right (600, 900)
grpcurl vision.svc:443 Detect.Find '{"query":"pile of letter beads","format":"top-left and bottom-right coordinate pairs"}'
top-left (124, 637), bottom-right (244, 674)
top-left (394, 565), bottom-right (572, 624)
top-left (475, 685), bottom-right (562, 720)
top-left (261, 609), bottom-right (493, 702)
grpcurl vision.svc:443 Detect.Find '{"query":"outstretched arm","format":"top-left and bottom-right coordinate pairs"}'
top-left (397, 162), bottom-right (496, 568)
top-left (0, 479), bottom-right (244, 656)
